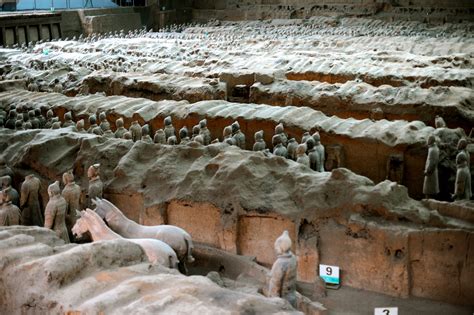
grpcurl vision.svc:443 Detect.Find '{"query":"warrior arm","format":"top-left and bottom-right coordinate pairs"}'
top-left (20, 183), bottom-right (29, 208)
top-left (44, 204), bottom-right (56, 229)
top-left (268, 260), bottom-right (285, 297)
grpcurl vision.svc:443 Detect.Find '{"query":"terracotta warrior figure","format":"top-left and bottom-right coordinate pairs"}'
top-left (154, 129), bottom-right (166, 144)
top-left (44, 109), bottom-right (54, 129)
top-left (199, 119), bottom-right (211, 145)
top-left (99, 112), bottom-right (111, 132)
top-left (167, 135), bottom-right (178, 145)
top-left (0, 189), bottom-right (21, 226)
top-left (274, 123), bottom-right (288, 147)
top-left (164, 116), bottom-right (176, 140)
top-left (123, 131), bottom-right (132, 140)
top-left (87, 164), bottom-right (103, 208)
top-left (62, 112), bottom-right (75, 128)
top-left (267, 230), bottom-right (297, 307)
top-left (1, 175), bottom-right (19, 206)
top-left (452, 152), bottom-right (472, 201)
top-left (44, 181), bottom-right (70, 243)
top-left (457, 138), bottom-right (470, 168)
top-left (5, 110), bottom-right (17, 129)
top-left (179, 126), bottom-right (190, 145)
top-left (20, 174), bottom-right (43, 226)
top-left (141, 124), bottom-right (153, 143)
top-left (74, 119), bottom-right (85, 132)
top-left (301, 131), bottom-right (311, 144)
top-left (306, 138), bottom-right (321, 172)
top-left (28, 110), bottom-right (40, 129)
top-left (423, 135), bottom-right (440, 199)
top-left (191, 125), bottom-right (200, 141)
top-left (313, 132), bottom-right (325, 172)
top-left (62, 171), bottom-right (81, 233)
top-left (286, 138), bottom-right (298, 161)
top-left (114, 118), bottom-right (127, 139)
top-left (231, 121), bottom-right (246, 149)
top-left (129, 120), bottom-right (142, 142)
top-left (87, 115), bottom-right (103, 135)
top-left (0, 156), bottom-right (14, 179)
top-left (223, 126), bottom-right (236, 145)
top-left (273, 135), bottom-right (288, 158)
top-left (36, 108), bottom-right (46, 128)
top-left (296, 144), bottom-right (310, 168)
top-left (253, 130), bottom-right (266, 151)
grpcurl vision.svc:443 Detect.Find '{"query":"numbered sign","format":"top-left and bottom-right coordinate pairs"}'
top-left (374, 307), bottom-right (398, 315)
top-left (319, 264), bottom-right (340, 285)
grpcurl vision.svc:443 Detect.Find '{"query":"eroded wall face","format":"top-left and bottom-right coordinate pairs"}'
top-left (130, 198), bottom-right (473, 305)
top-left (190, 0), bottom-right (474, 23)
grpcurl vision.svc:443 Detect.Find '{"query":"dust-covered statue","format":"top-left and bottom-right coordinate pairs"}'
top-left (423, 135), bottom-right (440, 199)
top-left (20, 174), bottom-right (43, 226)
top-left (267, 230), bottom-right (297, 307)
top-left (87, 164), bottom-right (103, 208)
top-left (44, 181), bottom-right (70, 243)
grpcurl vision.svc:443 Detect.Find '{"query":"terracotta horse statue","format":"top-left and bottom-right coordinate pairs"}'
top-left (93, 198), bottom-right (195, 274)
top-left (72, 208), bottom-right (179, 269)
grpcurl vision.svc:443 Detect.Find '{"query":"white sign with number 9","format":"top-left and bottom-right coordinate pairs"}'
top-left (374, 307), bottom-right (398, 315)
top-left (319, 264), bottom-right (340, 285)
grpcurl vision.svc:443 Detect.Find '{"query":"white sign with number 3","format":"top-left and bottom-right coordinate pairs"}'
top-left (374, 307), bottom-right (398, 315)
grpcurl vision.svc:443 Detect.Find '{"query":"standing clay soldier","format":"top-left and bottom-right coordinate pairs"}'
top-left (179, 126), bottom-right (190, 145)
top-left (114, 118), bottom-right (127, 139)
top-left (87, 115), bottom-right (103, 135)
top-left (1, 175), bottom-right (19, 206)
top-left (129, 120), bottom-right (142, 142)
top-left (0, 157), bottom-right (14, 179)
top-left (154, 129), bottom-right (166, 144)
top-left (0, 189), bottom-right (21, 226)
top-left (44, 181), bottom-right (70, 243)
top-left (191, 125), bottom-right (200, 141)
top-left (313, 132), bottom-right (325, 172)
top-left (164, 116), bottom-right (176, 140)
top-left (423, 135), bottom-right (440, 199)
top-left (253, 130), bottom-right (266, 151)
top-left (457, 138), bottom-right (470, 168)
top-left (274, 123), bottom-right (288, 147)
top-left (87, 164), bottom-right (103, 208)
top-left (452, 152), bottom-right (472, 201)
top-left (231, 121), bottom-right (246, 149)
top-left (74, 119), bottom-right (85, 133)
top-left (286, 138), bottom-right (298, 161)
top-left (5, 110), bottom-right (17, 129)
top-left (296, 144), bottom-right (310, 167)
top-left (28, 110), bottom-right (40, 129)
top-left (199, 119), bottom-right (211, 145)
top-left (62, 171), bottom-right (81, 235)
top-left (306, 138), bottom-right (321, 172)
top-left (44, 110), bottom-right (54, 129)
top-left (141, 124), bottom-right (153, 143)
top-left (99, 112), bottom-right (110, 132)
top-left (223, 126), bottom-right (236, 145)
top-left (62, 112), bottom-right (75, 128)
top-left (301, 132), bottom-right (311, 144)
top-left (20, 174), bottom-right (43, 226)
top-left (267, 230), bottom-right (296, 307)
top-left (273, 135), bottom-right (288, 158)
top-left (36, 108), bottom-right (46, 128)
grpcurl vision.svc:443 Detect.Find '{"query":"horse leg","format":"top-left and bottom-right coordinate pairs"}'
top-left (178, 260), bottom-right (188, 275)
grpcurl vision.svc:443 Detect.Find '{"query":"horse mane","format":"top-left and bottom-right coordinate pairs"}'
top-left (96, 198), bottom-right (128, 222)
top-left (84, 209), bottom-right (108, 227)
top-left (83, 209), bottom-right (122, 239)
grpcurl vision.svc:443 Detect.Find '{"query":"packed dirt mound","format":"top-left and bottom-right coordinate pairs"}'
top-left (0, 226), bottom-right (300, 314)
top-left (0, 128), bottom-right (471, 231)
